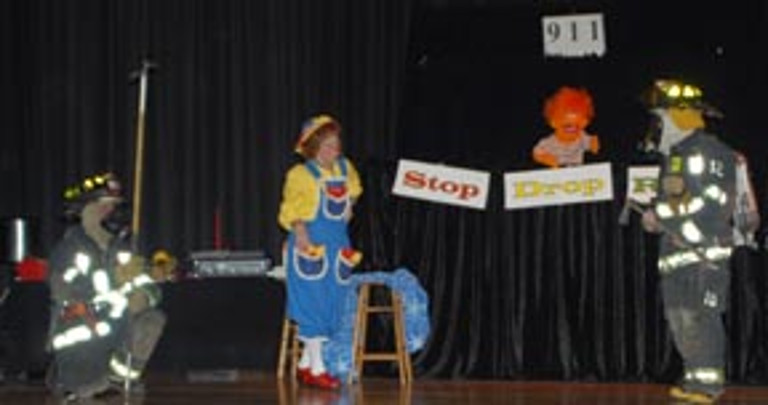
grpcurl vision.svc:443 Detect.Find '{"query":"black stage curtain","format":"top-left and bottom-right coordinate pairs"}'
top-left (354, 163), bottom-right (768, 384)
top-left (0, 0), bottom-right (412, 377)
top-left (382, 1), bottom-right (768, 383)
top-left (2, 0), bottom-right (412, 257)
top-left (3, 0), bottom-right (768, 385)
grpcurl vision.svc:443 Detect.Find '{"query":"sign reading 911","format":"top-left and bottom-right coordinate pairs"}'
top-left (542, 13), bottom-right (606, 58)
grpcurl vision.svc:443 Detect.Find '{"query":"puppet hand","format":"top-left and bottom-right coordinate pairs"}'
top-left (641, 210), bottom-right (661, 233)
top-left (533, 151), bottom-right (559, 168)
top-left (589, 135), bottom-right (600, 153)
top-left (661, 175), bottom-right (685, 196)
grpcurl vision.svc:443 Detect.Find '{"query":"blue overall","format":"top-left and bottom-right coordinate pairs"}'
top-left (287, 159), bottom-right (355, 339)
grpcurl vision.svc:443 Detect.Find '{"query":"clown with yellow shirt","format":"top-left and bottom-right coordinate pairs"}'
top-left (278, 114), bottom-right (363, 390)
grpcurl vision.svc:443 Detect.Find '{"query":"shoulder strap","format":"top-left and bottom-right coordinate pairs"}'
top-left (304, 161), bottom-right (322, 180)
top-left (305, 159), bottom-right (348, 178)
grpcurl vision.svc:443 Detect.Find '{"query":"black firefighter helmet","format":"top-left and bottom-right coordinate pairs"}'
top-left (642, 79), bottom-right (723, 119)
top-left (639, 79), bottom-right (725, 155)
top-left (63, 172), bottom-right (132, 238)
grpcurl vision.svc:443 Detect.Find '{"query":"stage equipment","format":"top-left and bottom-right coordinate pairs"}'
top-left (0, 217), bottom-right (33, 301)
top-left (189, 250), bottom-right (272, 278)
top-left (350, 283), bottom-right (412, 385)
top-left (130, 59), bottom-right (156, 248)
top-left (125, 59), bottom-right (156, 398)
top-left (2, 218), bottom-right (34, 263)
top-left (0, 218), bottom-right (47, 382)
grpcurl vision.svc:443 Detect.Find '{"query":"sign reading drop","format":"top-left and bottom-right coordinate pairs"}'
top-left (504, 163), bottom-right (613, 210)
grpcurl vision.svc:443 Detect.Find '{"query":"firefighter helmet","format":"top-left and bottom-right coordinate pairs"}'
top-left (643, 79), bottom-right (723, 118)
top-left (63, 172), bottom-right (123, 218)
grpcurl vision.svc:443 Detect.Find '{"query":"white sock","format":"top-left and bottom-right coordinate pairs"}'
top-left (306, 338), bottom-right (327, 376)
top-left (298, 341), bottom-right (311, 369)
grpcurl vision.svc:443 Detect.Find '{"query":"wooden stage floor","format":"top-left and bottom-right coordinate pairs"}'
top-left (2, 372), bottom-right (768, 404)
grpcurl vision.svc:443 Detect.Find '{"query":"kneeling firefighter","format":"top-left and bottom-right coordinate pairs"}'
top-left (46, 172), bottom-right (166, 400)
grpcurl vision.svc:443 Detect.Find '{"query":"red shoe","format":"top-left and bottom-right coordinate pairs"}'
top-left (304, 372), bottom-right (340, 390)
top-left (297, 367), bottom-right (310, 383)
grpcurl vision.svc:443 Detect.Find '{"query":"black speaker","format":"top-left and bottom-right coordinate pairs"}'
top-left (0, 263), bottom-right (50, 382)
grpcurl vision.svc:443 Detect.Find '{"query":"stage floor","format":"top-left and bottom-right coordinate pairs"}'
top-left (2, 372), bottom-right (768, 404)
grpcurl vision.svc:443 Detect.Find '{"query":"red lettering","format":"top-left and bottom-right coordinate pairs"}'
top-left (428, 176), bottom-right (441, 191)
top-left (403, 170), bottom-right (426, 189)
top-left (402, 169), bottom-right (482, 201)
top-left (440, 181), bottom-right (459, 194)
top-left (458, 185), bottom-right (480, 200)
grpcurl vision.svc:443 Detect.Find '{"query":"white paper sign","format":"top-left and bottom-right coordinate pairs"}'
top-left (542, 13), bottom-right (606, 58)
top-left (626, 166), bottom-right (659, 204)
top-left (392, 159), bottom-right (491, 210)
top-left (504, 163), bottom-right (613, 210)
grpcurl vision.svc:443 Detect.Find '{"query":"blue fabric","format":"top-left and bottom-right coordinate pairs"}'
top-left (323, 268), bottom-right (431, 381)
top-left (286, 159), bottom-right (353, 338)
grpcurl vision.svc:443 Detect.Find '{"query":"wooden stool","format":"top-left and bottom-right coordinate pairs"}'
top-left (351, 282), bottom-right (413, 385)
top-left (276, 317), bottom-right (302, 381)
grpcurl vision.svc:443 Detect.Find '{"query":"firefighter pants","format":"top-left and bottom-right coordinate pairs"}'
top-left (660, 258), bottom-right (729, 396)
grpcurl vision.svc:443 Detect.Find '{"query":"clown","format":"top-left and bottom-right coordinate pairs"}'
top-left (278, 114), bottom-right (363, 389)
top-left (532, 86), bottom-right (600, 168)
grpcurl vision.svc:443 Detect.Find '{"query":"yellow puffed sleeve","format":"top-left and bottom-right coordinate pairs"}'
top-left (278, 164), bottom-right (320, 231)
top-left (277, 158), bottom-right (364, 231)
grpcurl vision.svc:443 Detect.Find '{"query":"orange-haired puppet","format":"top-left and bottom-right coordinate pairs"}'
top-left (532, 86), bottom-right (599, 168)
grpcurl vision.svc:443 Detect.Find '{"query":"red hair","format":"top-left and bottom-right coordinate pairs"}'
top-left (543, 87), bottom-right (594, 123)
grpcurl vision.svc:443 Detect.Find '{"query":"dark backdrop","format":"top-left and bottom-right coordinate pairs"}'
top-left (2, 0), bottom-right (768, 384)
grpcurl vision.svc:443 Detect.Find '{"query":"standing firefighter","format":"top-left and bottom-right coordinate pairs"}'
top-left (640, 80), bottom-right (758, 404)
top-left (47, 172), bottom-right (166, 401)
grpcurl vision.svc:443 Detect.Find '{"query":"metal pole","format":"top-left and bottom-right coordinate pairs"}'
top-left (125, 59), bottom-right (155, 397)
top-left (131, 60), bottom-right (154, 250)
